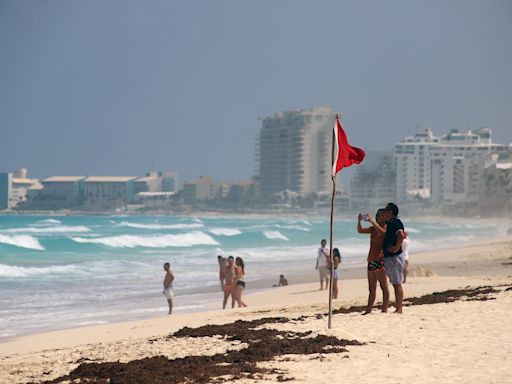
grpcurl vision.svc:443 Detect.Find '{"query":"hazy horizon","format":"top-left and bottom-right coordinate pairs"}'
top-left (1, 0), bottom-right (511, 183)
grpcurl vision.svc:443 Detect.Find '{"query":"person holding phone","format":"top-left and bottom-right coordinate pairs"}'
top-left (357, 209), bottom-right (389, 314)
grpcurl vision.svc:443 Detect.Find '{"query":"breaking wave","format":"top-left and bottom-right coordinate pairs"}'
top-left (70, 231), bottom-right (219, 248)
top-left (119, 222), bottom-right (204, 230)
top-left (36, 218), bottom-right (62, 225)
top-left (0, 263), bottom-right (76, 277)
top-left (0, 234), bottom-right (45, 250)
top-left (263, 230), bottom-right (289, 241)
top-left (3, 225), bottom-right (91, 234)
top-left (209, 228), bottom-right (242, 236)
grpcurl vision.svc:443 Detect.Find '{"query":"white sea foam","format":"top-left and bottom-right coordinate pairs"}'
top-left (275, 224), bottom-right (310, 232)
top-left (36, 218), bottom-right (62, 225)
top-left (0, 263), bottom-right (77, 277)
top-left (209, 228), bottom-right (242, 236)
top-left (70, 231), bottom-right (219, 248)
top-left (263, 230), bottom-right (289, 241)
top-left (0, 234), bottom-right (45, 250)
top-left (406, 227), bottom-right (421, 234)
top-left (3, 225), bottom-right (91, 234)
top-left (119, 221), bottom-right (204, 230)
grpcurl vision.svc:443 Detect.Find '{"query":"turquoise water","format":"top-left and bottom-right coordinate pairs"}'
top-left (0, 214), bottom-right (502, 338)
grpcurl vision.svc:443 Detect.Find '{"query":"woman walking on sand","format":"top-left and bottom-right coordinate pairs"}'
top-left (357, 209), bottom-right (390, 314)
top-left (233, 256), bottom-right (247, 308)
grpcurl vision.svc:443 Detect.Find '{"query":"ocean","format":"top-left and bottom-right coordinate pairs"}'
top-left (0, 214), bottom-right (502, 339)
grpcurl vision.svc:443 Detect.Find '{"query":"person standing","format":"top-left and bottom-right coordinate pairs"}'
top-left (162, 262), bottom-right (175, 315)
top-left (222, 256), bottom-right (236, 309)
top-left (402, 232), bottom-right (410, 283)
top-left (217, 255), bottom-right (227, 291)
top-left (233, 256), bottom-right (247, 308)
top-left (331, 248), bottom-right (342, 300)
top-left (357, 209), bottom-right (390, 314)
top-left (315, 239), bottom-right (330, 290)
top-left (382, 202), bottom-right (406, 314)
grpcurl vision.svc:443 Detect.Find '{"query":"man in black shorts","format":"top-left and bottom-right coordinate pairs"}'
top-left (382, 202), bottom-right (406, 314)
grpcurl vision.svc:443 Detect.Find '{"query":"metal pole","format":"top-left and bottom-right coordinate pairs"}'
top-left (328, 115), bottom-right (337, 329)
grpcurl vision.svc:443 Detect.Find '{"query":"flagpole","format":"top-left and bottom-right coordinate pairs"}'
top-left (328, 114), bottom-right (337, 329)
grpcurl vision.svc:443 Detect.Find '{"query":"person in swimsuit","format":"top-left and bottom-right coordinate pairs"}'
top-left (357, 209), bottom-right (390, 314)
top-left (331, 248), bottom-right (342, 299)
top-left (233, 256), bottom-right (247, 308)
top-left (162, 262), bottom-right (175, 315)
top-left (222, 256), bottom-right (236, 309)
top-left (217, 255), bottom-right (227, 291)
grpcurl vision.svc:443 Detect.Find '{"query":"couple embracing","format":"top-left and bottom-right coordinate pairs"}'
top-left (358, 202), bottom-right (406, 314)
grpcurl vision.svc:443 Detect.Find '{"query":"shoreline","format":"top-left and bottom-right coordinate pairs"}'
top-left (1, 234), bottom-right (510, 343)
top-left (1, 235), bottom-right (510, 351)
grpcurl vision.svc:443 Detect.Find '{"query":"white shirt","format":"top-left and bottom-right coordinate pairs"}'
top-left (317, 247), bottom-right (329, 268)
top-left (401, 237), bottom-right (410, 260)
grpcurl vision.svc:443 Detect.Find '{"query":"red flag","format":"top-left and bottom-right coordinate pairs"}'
top-left (332, 115), bottom-right (365, 176)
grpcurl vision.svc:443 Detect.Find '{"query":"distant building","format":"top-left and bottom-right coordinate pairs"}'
top-left (83, 176), bottom-right (137, 210)
top-left (34, 176), bottom-right (87, 208)
top-left (430, 128), bottom-right (509, 209)
top-left (134, 171), bottom-right (177, 199)
top-left (0, 172), bottom-right (12, 210)
top-left (349, 151), bottom-right (396, 213)
top-left (478, 158), bottom-right (512, 215)
top-left (394, 128), bottom-right (440, 203)
top-left (183, 176), bottom-right (221, 204)
top-left (257, 106), bottom-right (333, 196)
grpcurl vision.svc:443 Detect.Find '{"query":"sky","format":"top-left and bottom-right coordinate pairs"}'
top-left (1, 0), bottom-right (511, 184)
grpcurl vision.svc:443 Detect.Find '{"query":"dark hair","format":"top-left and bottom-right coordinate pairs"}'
top-left (321, 239), bottom-right (326, 243)
top-left (333, 248), bottom-right (340, 257)
top-left (235, 256), bottom-right (245, 274)
top-left (228, 255), bottom-right (234, 260)
top-left (164, 262), bottom-right (170, 268)
top-left (217, 255), bottom-right (222, 259)
top-left (384, 202), bottom-right (399, 217)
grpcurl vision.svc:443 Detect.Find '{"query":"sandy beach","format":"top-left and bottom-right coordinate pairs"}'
top-left (1, 237), bottom-right (512, 383)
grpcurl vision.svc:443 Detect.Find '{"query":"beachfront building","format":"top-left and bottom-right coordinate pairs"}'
top-left (0, 169), bottom-right (41, 209)
top-left (0, 172), bottom-right (12, 209)
top-left (429, 128), bottom-right (509, 210)
top-left (394, 127), bottom-right (440, 204)
top-left (134, 171), bottom-right (177, 196)
top-left (183, 176), bottom-right (221, 204)
top-left (31, 176), bottom-right (86, 208)
top-left (83, 176), bottom-right (137, 210)
top-left (257, 106), bottom-right (333, 196)
top-left (478, 157), bottom-right (512, 216)
top-left (349, 151), bottom-right (396, 213)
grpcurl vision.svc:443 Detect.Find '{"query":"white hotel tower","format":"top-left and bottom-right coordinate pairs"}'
top-left (394, 127), bottom-right (440, 203)
top-left (394, 126), bottom-right (509, 206)
top-left (257, 106), bottom-right (333, 196)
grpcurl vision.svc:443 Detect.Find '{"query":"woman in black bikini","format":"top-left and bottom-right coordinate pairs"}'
top-left (357, 209), bottom-right (390, 314)
top-left (233, 256), bottom-right (247, 308)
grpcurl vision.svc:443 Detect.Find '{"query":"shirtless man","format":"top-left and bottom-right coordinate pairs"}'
top-left (222, 256), bottom-right (236, 309)
top-left (217, 255), bottom-right (227, 291)
top-left (162, 262), bottom-right (175, 315)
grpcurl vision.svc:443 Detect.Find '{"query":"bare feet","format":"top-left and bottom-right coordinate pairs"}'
top-left (394, 309), bottom-right (403, 314)
top-left (362, 311), bottom-right (371, 315)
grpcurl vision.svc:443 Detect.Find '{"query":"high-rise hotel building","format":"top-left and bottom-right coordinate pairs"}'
top-left (257, 106), bottom-right (333, 196)
top-left (394, 127), bottom-right (509, 206)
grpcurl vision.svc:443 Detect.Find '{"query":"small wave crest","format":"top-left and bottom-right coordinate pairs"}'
top-left (0, 263), bottom-right (77, 277)
top-left (70, 231), bottom-right (219, 248)
top-left (275, 224), bottom-right (310, 232)
top-left (0, 234), bottom-right (45, 250)
top-left (119, 221), bottom-right (204, 230)
top-left (3, 225), bottom-right (91, 234)
top-left (36, 218), bottom-right (62, 225)
top-left (209, 228), bottom-right (242, 236)
top-left (263, 230), bottom-right (289, 241)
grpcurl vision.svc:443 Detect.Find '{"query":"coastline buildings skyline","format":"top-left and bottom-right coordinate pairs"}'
top-left (1, 106), bottom-right (511, 215)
